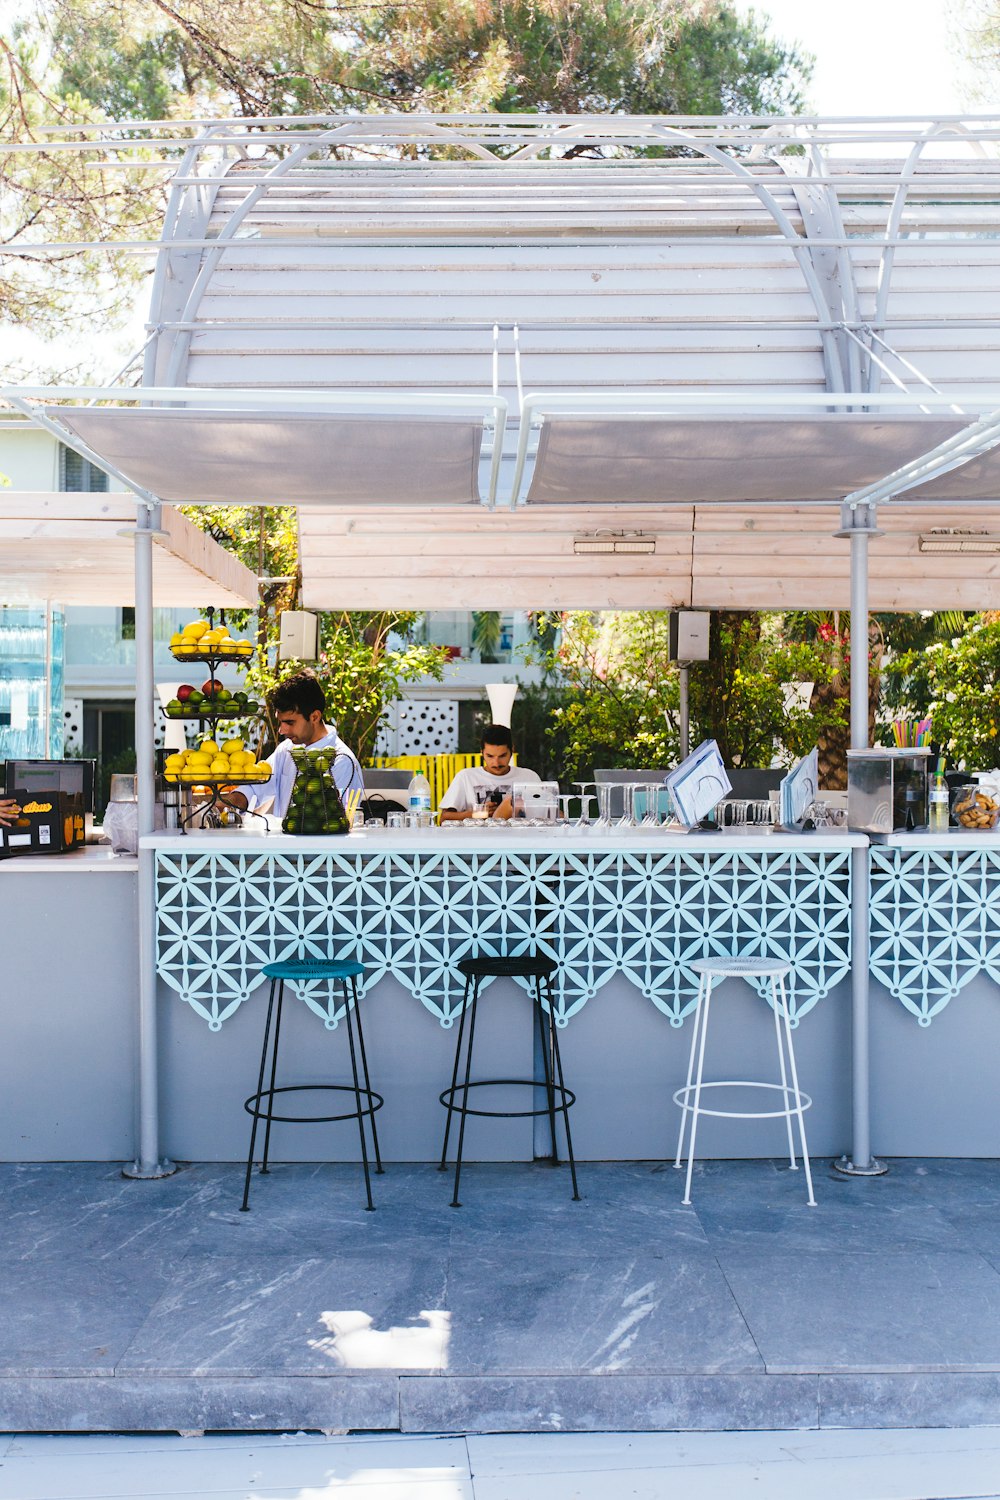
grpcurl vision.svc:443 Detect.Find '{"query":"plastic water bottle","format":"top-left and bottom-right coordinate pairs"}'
top-left (407, 771), bottom-right (432, 825)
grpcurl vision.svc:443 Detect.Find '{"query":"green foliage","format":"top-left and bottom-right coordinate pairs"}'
top-left (530, 611), bottom-right (679, 782)
top-left (915, 618), bottom-right (1000, 769)
top-left (528, 608), bottom-right (842, 784)
top-left (471, 609), bottom-right (502, 662)
top-left (37, 0), bottom-right (811, 121)
top-left (0, 23), bottom-right (160, 345)
top-left (689, 612), bottom-right (842, 768)
top-left (246, 610), bottom-right (448, 767)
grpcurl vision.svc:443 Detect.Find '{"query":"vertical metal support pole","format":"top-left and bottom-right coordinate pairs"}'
top-left (124, 501), bottom-right (175, 1180)
top-left (835, 502), bottom-right (887, 1177)
top-left (679, 665), bottom-right (690, 762)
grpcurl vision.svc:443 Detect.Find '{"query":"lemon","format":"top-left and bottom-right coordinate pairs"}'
top-left (210, 759), bottom-right (229, 775)
top-left (200, 738), bottom-right (219, 754)
top-left (169, 631), bottom-right (183, 647)
top-left (182, 621), bottom-right (208, 640)
top-left (222, 738), bottom-right (244, 755)
top-left (164, 754), bottom-right (185, 772)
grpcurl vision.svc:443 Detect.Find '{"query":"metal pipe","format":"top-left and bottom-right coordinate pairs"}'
top-left (679, 666), bottom-right (690, 761)
top-left (124, 501), bottom-right (175, 1181)
top-left (835, 503), bottom-right (887, 1177)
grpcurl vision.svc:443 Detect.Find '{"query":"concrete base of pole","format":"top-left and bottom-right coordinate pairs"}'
top-left (122, 1158), bottom-right (178, 1181)
top-left (832, 1154), bottom-right (889, 1177)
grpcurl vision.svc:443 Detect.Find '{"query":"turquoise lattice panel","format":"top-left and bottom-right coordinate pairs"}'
top-left (529, 848), bottom-right (851, 1026)
top-left (870, 846), bottom-right (1000, 1024)
top-left (155, 848), bottom-right (852, 1030)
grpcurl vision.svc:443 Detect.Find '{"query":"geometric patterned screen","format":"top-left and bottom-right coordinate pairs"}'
top-left (870, 845), bottom-right (1000, 1024)
top-left (156, 847), bottom-right (853, 1032)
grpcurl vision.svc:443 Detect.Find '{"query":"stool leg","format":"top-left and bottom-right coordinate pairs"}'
top-left (349, 976), bottom-right (384, 1174)
top-left (675, 969), bottom-right (707, 1171)
top-left (681, 972), bottom-right (714, 1207)
top-left (777, 972), bottom-right (816, 1207)
top-left (545, 977), bottom-right (581, 1202)
top-left (343, 978), bottom-right (375, 1212)
top-left (535, 977), bottom-right (560, 1161)
top-left (450, 977), bottom-right (482, 1208)
top-left (241, 975), bottom-right (279, 1211)
top-left (259, 981), bottom-right (286, 1176)
top-left (439, 974), bottom-right (473, 1171)
top-left (769, 974), bottom-right (799, 1170)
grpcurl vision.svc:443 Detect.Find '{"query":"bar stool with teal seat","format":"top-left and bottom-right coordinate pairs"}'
top-left (241, 957), bottom-right (384, 1212)
top-left (439, 952), bottom-right (580, 1207)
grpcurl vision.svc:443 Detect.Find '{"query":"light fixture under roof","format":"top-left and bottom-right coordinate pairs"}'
top-left (919, 528), bottom-right (1000, 554)
top-left (573, 530), bottom-right (657, 555)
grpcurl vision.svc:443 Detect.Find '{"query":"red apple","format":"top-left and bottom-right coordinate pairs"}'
top-left (176, 684), bottom-right (195, 702)
top-left (202, 678), bottom-right (223, 699)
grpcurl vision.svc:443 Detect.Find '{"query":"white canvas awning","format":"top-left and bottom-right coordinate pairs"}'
top-left (52, 405), bottom-right (500, 507)
top-left (517, 413), bottom-right (973, 506)
top-left (0, 494), bottom-right (258, 605)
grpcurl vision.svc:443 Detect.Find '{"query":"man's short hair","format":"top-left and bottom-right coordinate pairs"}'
top-left (270, 669), bottom-right (326, 720)
top-left (481, 723), bottom-right (513, 751)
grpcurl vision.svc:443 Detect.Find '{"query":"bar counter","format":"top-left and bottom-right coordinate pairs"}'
top-left (5, 827), bottom-right (1000, 1162)
top-left (146, 826), bottom-right (862, 1164)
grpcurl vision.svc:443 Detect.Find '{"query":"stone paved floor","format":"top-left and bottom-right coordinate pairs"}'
top-left (3, 1428), bottom-right (1000, 1499)
top-left (3, 1158), bottom-right (1000, 1432)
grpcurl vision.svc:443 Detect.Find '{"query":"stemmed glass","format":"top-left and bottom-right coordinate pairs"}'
top-left (636, 784), bottom-right (660, 827)
top-left (617, 783), bottom-right (636, 829)
top-left (593, 782), bottom-right (614, 831)
top-left (573, 781), bottom-right (596, 826)
top-left (558, 794), bottom-right (576, 824)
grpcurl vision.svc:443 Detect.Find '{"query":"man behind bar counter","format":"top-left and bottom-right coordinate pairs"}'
top-left (438, 724), bottom-right (540, 822)
top-left (227, 669), bottom-right (364, 822)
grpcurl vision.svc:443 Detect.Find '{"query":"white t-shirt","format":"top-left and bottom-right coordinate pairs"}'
top-left (439, 764), bottom-right (541, 814)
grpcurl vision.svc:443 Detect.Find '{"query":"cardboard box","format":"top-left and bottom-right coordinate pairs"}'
top-left (0, 790), bottom-right (86, 856)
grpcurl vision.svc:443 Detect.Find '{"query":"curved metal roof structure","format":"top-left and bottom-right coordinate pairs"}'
top-left (7, 113), bottom-right (1000, 606)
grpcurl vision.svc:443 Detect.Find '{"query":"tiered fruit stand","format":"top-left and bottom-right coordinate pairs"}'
top-left (162, 618), bottom-right (270, 832)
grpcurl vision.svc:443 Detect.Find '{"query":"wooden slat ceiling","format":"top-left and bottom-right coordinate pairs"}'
top-left (298, 503), bottom-right (1000, 613)
top-left (0, 495), bottom-right (258, 606)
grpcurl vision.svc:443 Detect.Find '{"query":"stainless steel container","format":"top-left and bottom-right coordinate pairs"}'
top-left (847, 748), bottom-right (931, 833)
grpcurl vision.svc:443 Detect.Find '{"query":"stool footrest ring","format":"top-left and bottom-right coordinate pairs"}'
top-left (439, 1077), bottom-right (576, 1120)
top-left (672, 1079), bottom-right (811, 1121)
top-left (244, 1083), bottom-right (384, 1126)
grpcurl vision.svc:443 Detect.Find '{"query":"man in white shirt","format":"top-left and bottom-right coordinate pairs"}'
top-left (227, 670), bottom-right (364, 821)
top-left (438, 724), bottom-right (540, 822)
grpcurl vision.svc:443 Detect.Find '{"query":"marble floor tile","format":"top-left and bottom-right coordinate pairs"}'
top-left (694, 1196), bottom-right (965, 1256)
top-left (0, 1250), bottom-right (178, 1376)
top-left (117, 1252), bottom-right (451, 1376)
top-left (721, 1248), bottom-right (1000, 1373)
top-left (443, 1250), bottom-right (763, 1375)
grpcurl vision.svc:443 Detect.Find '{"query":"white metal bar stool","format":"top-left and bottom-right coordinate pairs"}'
top-left (673, 956), bottom-right (816, 1206)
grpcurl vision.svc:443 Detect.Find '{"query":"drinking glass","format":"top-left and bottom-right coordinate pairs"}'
top-left (594, 782), bottom-right (614, 831)
top-left (573, 782), bottom-right (596, 826)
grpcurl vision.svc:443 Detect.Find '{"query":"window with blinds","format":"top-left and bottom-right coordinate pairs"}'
top-left (60, 445), bottom-right (108, 492)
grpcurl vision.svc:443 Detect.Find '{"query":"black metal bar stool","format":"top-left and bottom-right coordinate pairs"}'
top-left (242, 957), bottom-right (384, 1212)
top-left (439, 952), bottom-right (580, 1207)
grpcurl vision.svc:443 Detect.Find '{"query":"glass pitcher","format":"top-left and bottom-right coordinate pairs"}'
top-left (283, 746), bottom-right (350, 835)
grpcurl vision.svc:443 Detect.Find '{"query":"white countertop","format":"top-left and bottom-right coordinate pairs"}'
top-left (879, 830), bottom-right (1000, 850)
top-left (142, 827), bottom-right (868, 855)
top-left (0, 845), bottom-right (138, 873)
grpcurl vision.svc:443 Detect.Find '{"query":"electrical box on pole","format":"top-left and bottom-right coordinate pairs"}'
top-left (669, 611), bottom-right (711, 662)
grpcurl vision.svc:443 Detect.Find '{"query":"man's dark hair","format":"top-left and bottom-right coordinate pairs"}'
top-left (481, 723), bottom-right (513, 751)
top-left (270, 670), bottom-right (326, 720)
